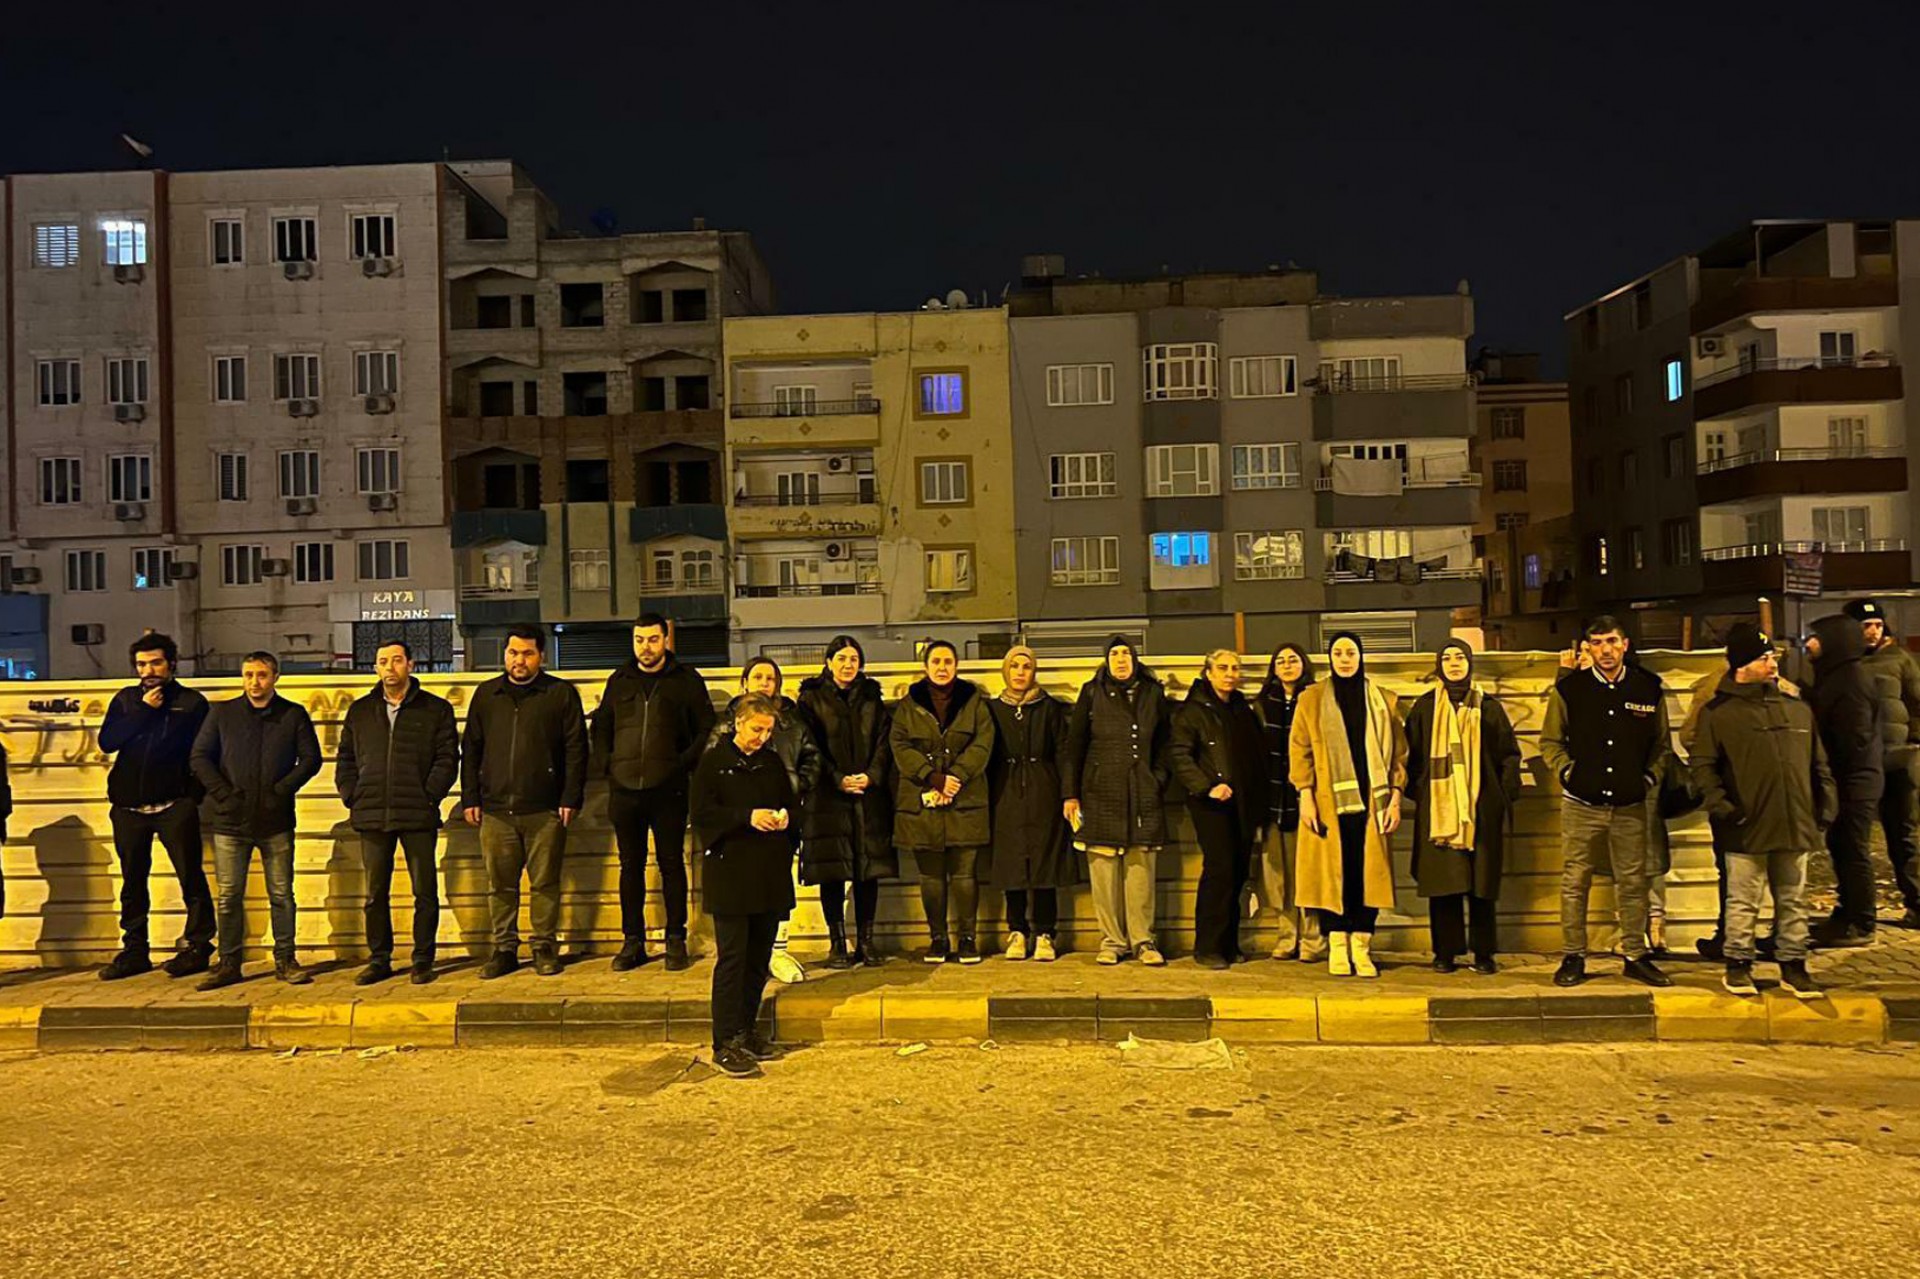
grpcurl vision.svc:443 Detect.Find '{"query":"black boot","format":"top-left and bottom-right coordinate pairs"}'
top-left (855, 924), bottom-right (883, 966)
top-left (99, 949), bottom-right (153, 981)
top-left (825, 925), bottom-right (853, 970)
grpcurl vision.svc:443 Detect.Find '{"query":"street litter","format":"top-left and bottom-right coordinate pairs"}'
top-left (357, 1044), bottom-right (413, 1059)
top-left (978, 1040), bottom-right (1001, 1052)
top-left (1115, 1034), bottom-right (1233, 1070)
top-left (896, 1042), bottom-right (930, 1057)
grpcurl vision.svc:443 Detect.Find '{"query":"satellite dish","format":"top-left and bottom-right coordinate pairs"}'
top-left (946, 288), bottom-right (969, 310)
top-left (924, 296), bottom-right (945, 311)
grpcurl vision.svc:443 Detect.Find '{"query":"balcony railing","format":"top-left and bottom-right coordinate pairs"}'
top-left (1695, 354), bottom-right (1898, 391)
top-left (1324, 555), bottom-right (1482, 583)
top-left (458, 583), bottom-right (538, 600)
top-left (638, 578), bottom-right (722, 596)
top-left (730, 397), bottom-right (880, 419)
top-left (1696, 445), bottom-right (1902, 475)
top-left (1312, 471), bottom-right (1480, 492)
top-left (734, 581), bottom-right (881, 599)
top-left (1312, 372), bottom-right (1474, 394)
top-left (732, 492), bottom-right (873, 507)
top-left (1701, 539), bottom-right (1909, 562)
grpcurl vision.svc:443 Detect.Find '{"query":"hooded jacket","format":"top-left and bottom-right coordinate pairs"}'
top-left (590, 655), bottom-right (717, 793)
top-left (1806, 614), bottom-right (1886, 806)
top-left (1689, 673), bottom-right (1837, 853)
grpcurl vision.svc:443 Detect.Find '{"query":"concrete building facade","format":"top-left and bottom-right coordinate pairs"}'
top-left (1471, 349), bottom-right (1577, 649)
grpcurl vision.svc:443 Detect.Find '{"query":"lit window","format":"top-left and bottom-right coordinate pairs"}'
top-left (925, 548), bottom-right (973, 593)
top-left (916, 372), bottom-right (966, 416)
top-left (1523, 554), bottom-right (1542, 590)
top-left (1319, 356), bottom-right (1401, 390)
top-left (357, 539), bottom-right (411, 581)
top-left (1045, 364), bottom-right (1113, 406)
top-left (569, 549), bottom-right (611, 590)
top-left (101, 218), bottom-right (148, 266)
top-left (1228, 355), bottom-right (1297, 398)
top-left (1234, 530), bottom-right (1304, 580)
top-left (680, 549), bottom-right (716, 588)
top-left (1152, 531), bottom-right (1212, 567)
top-left (1050, 536), bottom-right (1120, 586)
top-left (33, 223), bottom-right (79, 268)
top-left (133, 547), bottom-right (174, 591)
top-left (1664, 357), bottom-right (1684, 402)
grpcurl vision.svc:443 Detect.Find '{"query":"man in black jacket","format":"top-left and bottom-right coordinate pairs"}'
top-left (461, 626), bottom-right (588, 979)
top-left (96, 632), bottom-right (216, 980)
top-left (1843, 598), bottom-right (1920, 927)
top-left (189, 652), bottom-right (323, 989)
top-left (336, 641), bottom-right (460, 986)
top-left (590, 612), bottom-right (716, 972)
top-left (1805, 613), bottom-right (1885, 947)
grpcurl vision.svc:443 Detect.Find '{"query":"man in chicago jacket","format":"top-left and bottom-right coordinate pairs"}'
top-left (461, 626), bottom-right (588, 979)
top-left (1541, 615), bottom-right (1674, 988)
top-left (96, 632), bottom-right (217, 980)
top-left (1844, 598), bottom-right (1920, 927)
top-left (589, 613), bottom-right (715, 972)
top-left (335, 641), bottom-right (459, 986)
top-left (189, 652), bottom-right (324, 989)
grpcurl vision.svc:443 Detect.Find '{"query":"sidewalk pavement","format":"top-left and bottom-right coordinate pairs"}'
top-left (3, 927), bottom-right (1918, 1053)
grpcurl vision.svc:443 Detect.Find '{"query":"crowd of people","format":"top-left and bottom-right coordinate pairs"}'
top-left (3, 601), bottom-right (1917, 1078)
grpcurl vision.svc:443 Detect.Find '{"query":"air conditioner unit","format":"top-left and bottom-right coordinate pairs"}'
top-left (363, 394), bottom-right (395, 414)
top-left (71, 624), bottom-right (106, 645)
top-left (165, 561), bottom-right (198, 582)
top-left (367, 493), bottom-right (399, 512)
top-left (112, 263), bottom-right (144, 284)
top-left (261, 558), bottom-right (292, 578)
top-left (824, 541), bottom-right (848, 561)
top-left (1697, 335), bottom-right (1725, 358)
top-left (113, 402), bottom-right (148, 423)
top-left (285, 497), bottom-right (318, 516)
top-left (113, 502), bottom-right (146, 522)
top-left (361, 256), bottom-right (396, 278)
top-left (827, 456), bottom-right (848, 472)
top-left (282, 259), bottom-right (314, 281)
top-left (10, 567), bottom-right (42, 586)
top-left (287, 398), bottom-right (319, 418)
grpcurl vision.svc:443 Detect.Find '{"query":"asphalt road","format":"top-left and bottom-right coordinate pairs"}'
top-left (2, 1042), bottom-right (1916, 1278)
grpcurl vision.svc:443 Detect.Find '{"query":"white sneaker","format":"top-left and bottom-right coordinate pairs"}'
top-left (1034, 934), bottom-right (1057, 962)
top-left (1004, 931), bottom-right (1029, 961)
top-left (1096, 948), bottom-right (1122, 966)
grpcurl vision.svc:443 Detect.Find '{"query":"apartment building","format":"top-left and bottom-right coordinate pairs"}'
top-left (442, 162), bottom-right (771, 670)
top-left (1471, 349), bottom-right (1577, 649)
top-left (721, 307), bottom-right (1019, 665)
top-left (1568, 219), bottom-right (1920, 644)
top-left (1007, 259), bottom-right (1480, 657)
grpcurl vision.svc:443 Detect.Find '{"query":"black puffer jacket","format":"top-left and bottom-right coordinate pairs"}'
top-left (1063, 667), bottom-right (1171, 848)
top-left (590, 657), bottom-right (717, 793)
top-left (1808, 615), bottom-right (1886, 806)
top-left (189, 695), bottom-right (323, 838)
top-left (1168, 679), bottom-right (1270, 836)
top-left (795, 674), bottom-right (897, 883)
top-left (1859, 640), bottom-right (1920, 771)
top-left (335, 679), bottom-right (461, 832)
top-left (100, 681), bottom-right (210, 808)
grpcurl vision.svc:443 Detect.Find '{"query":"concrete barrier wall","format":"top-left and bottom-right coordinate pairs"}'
top-left (0, 650), bottom-right (1726, 966)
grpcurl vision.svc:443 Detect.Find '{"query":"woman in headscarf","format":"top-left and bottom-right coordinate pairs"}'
top-left (1169, 649), bottom-right (1270, 968)
top-left (985, 646), bottom-right (1081, 961)
top-left (1290, 632), bottom-right (1409, 978)
top-left (796, 636), bottom-right (897, 967)
top-left (1250, 642), bottom-right (1322, 962)
top-left (1063, 635), bottom-right (1172, 966)
top-left (890, 640), bottom-right (995, 964)
top-left (1402, 640), bottom-right (1522, 973)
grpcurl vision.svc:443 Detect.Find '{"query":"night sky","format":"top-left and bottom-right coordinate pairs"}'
top-left (8, 1), bottom-right (1920, 370)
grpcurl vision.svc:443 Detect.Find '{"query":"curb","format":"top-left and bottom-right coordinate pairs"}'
top-left (6, 989), bottom-right (1918, 1052)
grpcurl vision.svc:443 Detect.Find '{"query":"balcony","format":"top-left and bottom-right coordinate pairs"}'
top-left (730, 497), bottom-right (882, 542)
top-left (730, 396), bottom-right (880, 419)
top-left (1310, 374), bottom-right (1474, 442)
top-left (629, 503), bottom-right (726, 544)
top-left (727, 400), bottom-right (882, 452)
top-left (1691, 275), bottom-right (1901, 335)
top-left (1313, 465), bottom-right (1480, 528)
top-left (456, 584), bottom-right (541, 627)
top-left (1693, 356), bottom-right (1902, 421)
top-left (1320, 554), bottom-right (1482, 611)
top-left (731, 579), bottom-right (884, 630)
top-left (1700, 540), bottom-right (1911, 595)
top-left (452, 509), bottom-right (547, 548)
top-left (1695, 447), bottom-right (1907, 505)
top-left (633, 579), bottom-right (727, 623)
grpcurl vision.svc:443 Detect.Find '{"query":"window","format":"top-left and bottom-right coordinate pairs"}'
top-left (565, 459), bottom-right (609, 503)
top-left (1813, 506), bottom-right (1870, 545)
top-left (37, 359), bottom-right (81, 406)
top-left (350, 213), bottom-right (396, 260)
top-left (1744, 510), bottom-right (1782, 546)
top-left (357, 539), bottom-right (411, 581)
top-left (294, 541), bottom-right (335, 583)
top-left (101, 218), bottom-right (147, 266)
top-left (356, 447), bottom-right (401, 495)
top-left (1828, 416), bottom-right (1868, 452)
top-left (1142, 343), bottom-right (1218, 400)
top-left (106, 357), bottom-right (149, 405)
top-left (1234, 530), bottom-right (1305, 580)
top-left (273, 353), bottom-right (321, 401)
top-left (680, 549), bottom-right (716, 588)
top-left (32, 222), bottom-right (79, 268)
top-left (919, 460), bottom-right (970, 505)
top-left (217, 453), bottom-right (250, 502)
top-left (1664, 434), bottom-right (1685, 478)
top-left (1664, 357), bottom-right (1684, 402)
top-left (1490, 407), bottom-right (1525, 440)
top-left (1149, 531), bottom-right (1217, 588)
top-left (1614, 373), bottom-right (1634, 415)
top-left (222, 544), bottom-right (266, 587)
top-left (210, 218), bottom-right (244, 265)
top-left (1626, 527), bottom-right (1645, 571)
top-left (1591, 535), bottom-right (1610, 577)
top-left (916, 371), bottom-right (967, 417)
top-left (1320, 355), bottom-right (1401, 390)
top-left (1145, 443), bottom-right (1218, 496)
top-left (1492, 460), bottom-right (1528, 492)
top-left (1489, 559), bottom-right (1506, 594)
top-left (214, 355), bottom-right (247, 403)
top-left (1495, 512), bottom-right (1530, 532)
top-left (1231, 443), bottom-right (1300, 490)
top-left (1818, 330), bottom-right (1857, 367)
top-left (132, 547), bottom-right (173, 590)
top-left (279, 450), bottom-right (320, 499)
top-left (40, 457), bottom-right (82, 505)
top-left (1330, 529), bottom-right (1413, 561)
top-left (568, 548), bottom-right (610, 590)
top-left (1050, 536), bottom-right (1120, 586)
top-left (1045, 363), bottom-right (1114, 406)
top-left (65, 550), bottom-right (108, 593)
top-left (354, 350), bottom-right (399, 397)
top-left (559, 283), bottom-right (605, 328)
top-left (1048, 452), bottom-right (1116, 499)
top-left (478, 382), bottom-right (516, 416)
top-left (671, 288), bottom-right (708, 322)
top-left (1228, 355), bottom-right (1298, 398)
top-left (775, 472), bottom-right (820, 506)
top-left (1703, 430), bottom-right (1728, 463)
top-left (925, 548), bottom-right (973, 593)
top-left (273, 216), bottom-right (317, 263)
top-left (773, 385), bottom-right (817, 416)
top-left (1662, 518), bottom-right (1694, 567)
top-left (1619, 451), bottom-right (1638, 487)
top-left (1523, 554), bottom-right (1542, 590)
top-left (1632, 281), bottom-right (1652, 330)
top-left (108, 454), bottom-right (152, 503)
top-left (651, 549), bottom-right (675, 588)
top-left (563, 372), bottom-right (608, 416)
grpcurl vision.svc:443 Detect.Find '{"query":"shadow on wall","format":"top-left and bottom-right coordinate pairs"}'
top-left (324, 819), bottom-right (365, 962)
top-left (442, 817), bottom-right (491, 959)
top-left (32, 815), bottom-right (115, 967)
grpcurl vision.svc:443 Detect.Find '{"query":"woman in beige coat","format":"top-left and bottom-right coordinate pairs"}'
top-left (1289, 632), bottom-right (1409, 978)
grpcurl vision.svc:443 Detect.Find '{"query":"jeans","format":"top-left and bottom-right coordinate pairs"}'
top-left (917, 847), bottom-right (980, 940)
top-left (211, 832), bottom-right (297, 963)
top-left (711, 910), bottom-right (782, 1049)
top-left (1429, 893), bottom-right (1497, 960)
top-left (1087, 845), bottom-right (1157, 954)
top-left (1005, 888), bottom-right (1058, 936)
top-left (361, 828), bottom-right (440, 967)
top-left (1880, 766), bottom-right (1920, 912)
top-left (1190, 803), bottom-right (1254, 961)
top-left (610, 786), bottom-right (690, 941)
top-left (1250, 825), bottom-right (1320, 954)
top-left (1725, 851), bottom-right (1810, 962)
top-left (480, 811), bottom-right (565, 950)
top-left (1559, 798), bottom-right (1650, 959)
top-left (819, 878), bottom-right (881, 931)
top-left (109, 803), bottom-right (215, 954)
top-left (1825, 801), bottom-right (1878, 930)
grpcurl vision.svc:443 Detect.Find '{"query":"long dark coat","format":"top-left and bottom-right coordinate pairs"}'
top-left (1402, 687), bottom-right (1522, 900)
top-left (1062, 670), bottom-right (1171, 848)
top-left (795, 674), bottom-right (897, 883)
top-left (704, 693), bottom-right (823, 828)
top-left (985, 694), bottom-right (1083, 891)
top-left (890, 678), bottom-right (995, 853)
top-left (690, 737), bottom-right (799, 917)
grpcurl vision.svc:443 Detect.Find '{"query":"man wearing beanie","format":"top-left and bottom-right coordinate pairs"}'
top-left (1804, 613), bottom-right (1885, 947)
top-left (1842, 598), bottom-right (1920, 928)
top-left (1689, 624), bottom-right (1833, 997)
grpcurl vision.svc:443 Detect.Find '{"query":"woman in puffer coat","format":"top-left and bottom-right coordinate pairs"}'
top-left (891, 640), bottom-right (995, 964)
top-left (795, 635), bottom-right (897, 967)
